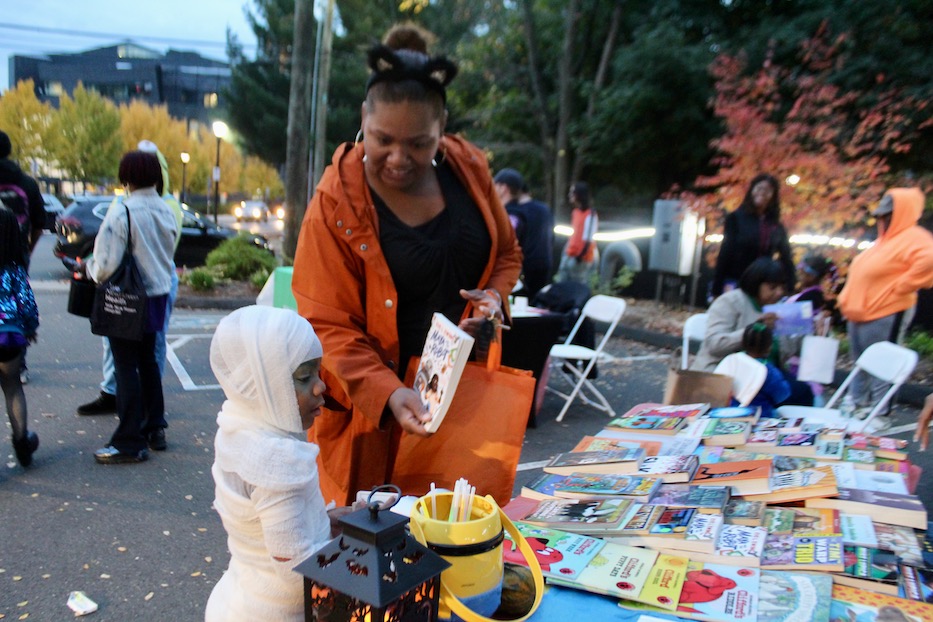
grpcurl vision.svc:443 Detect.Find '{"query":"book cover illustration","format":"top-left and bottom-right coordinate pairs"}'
top-left (412, 312), bottom-right (475, 433)
top-left (873, 522), bottom-right (923, 566)
top-left (502, 522), bottom-right (605, 580)
top-left (898, 564), bottom-right (933, 603)
top-left (815, 437), bottom-right (845, 460)
top-left (707, 405), bottom-right (760, 420)
top-left (649, 484), bottom-right (730, 512)
top-left (759, 534), bottom-right (844, 570)
top-left (776, 432), bottom-right (818, 448)
top-left (685, 513), bottom-right (724, 549)
top-left (630, 403), bottom-right (711, 419)
top-left (722, 448), bottom-right (780, 462)
top-left (553, 473), bottom-right (660, 500)
top-left (547, 542), bottom-right (661, 603)
top-left (840, 513), bottom-right (879, 549)
top-left (633, 553), bottom-right (690, 611)
top-left (520, 472), bottom-right (568, 500)
top-left (618, 503), bottom-right (667, 536)
top-left (716, 525), bottom-right (768, 560)
top-left (830, 584), bottom-right (933, 622)
top-left (608, 415), bottom-right (686, 434)
top-left (746, 430), bottom-right (778, 445)
top-left (762, 507), bottom-right (840, 537)
top-left (703, 419), bottom-right (751, 437)
top-left (852, 469), bottom-right (909, 495)
top-left (522, 498), bottom-right (632, 530)
top-left (758, 570), bottom-right (832, 622)
top-left (649, 507), bottom-right (697, 536)
top-left (762, 300), bottom-right (814, 336)
top-left (638, 455), bottom-right (700, 480)
top-left (773, 455), bottom-right (817, 471)
top-left (754, 417), bottom-right (804, 432)
top-left (724, 500), bottom-right (766, 526)
top-left (546, 448), bottom-right (645, 469)
top-left (842, 545), bottom-right (899, 585)
top-left (843, 447), bottom-right (876, 465)
top-left (572, 435), bottom-right (663, 456)
top-left (768, 465), bottom-right (836, 493)
top-left (692, 460), bottom-right (771, 484)
top-left (921, 521), bottom-right (933, 567)
top-left (695, 445), bottom-right (725, 464)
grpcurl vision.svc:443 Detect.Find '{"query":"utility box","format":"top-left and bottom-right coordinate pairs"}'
top-left (648, 200), bottom-right (704, 276)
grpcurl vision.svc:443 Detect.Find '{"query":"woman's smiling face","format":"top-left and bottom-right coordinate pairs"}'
top-left (361, 99), bottom-right (444, 192)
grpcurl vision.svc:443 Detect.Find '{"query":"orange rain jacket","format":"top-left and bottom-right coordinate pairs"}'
top-left (292, 135), bottom-right (522, 505)
top-left (838, 188), bottom-right (933, 323)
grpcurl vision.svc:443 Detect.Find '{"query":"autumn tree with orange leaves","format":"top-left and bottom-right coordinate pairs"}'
top-left (678, 22), bottom-right (930, 239)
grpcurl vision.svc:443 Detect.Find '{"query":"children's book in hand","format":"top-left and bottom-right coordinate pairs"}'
top-left (412, 312), bottom-right (475, 433)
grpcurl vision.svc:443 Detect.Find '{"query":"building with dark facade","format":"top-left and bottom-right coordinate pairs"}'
top-left (10, 41), bottom-right (230, 130)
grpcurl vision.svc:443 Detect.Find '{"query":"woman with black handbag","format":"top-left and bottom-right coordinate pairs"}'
top-left (81, 151), bottom-right (177, 464)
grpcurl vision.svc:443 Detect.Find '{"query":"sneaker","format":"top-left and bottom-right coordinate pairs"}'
top-left (77, 392), bottom-right (117, 416)
top-left (148, 429), bottom-right (167, 451)
top-left (19, 368), bottom-right (29, 384)
top-left (94, 446), bottom-right (148, 464)
top-left (865, 416), bottom-right (891, 434)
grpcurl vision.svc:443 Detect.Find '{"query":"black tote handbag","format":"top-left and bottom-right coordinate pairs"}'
top-left (90, 206), bottom-right (148, 341)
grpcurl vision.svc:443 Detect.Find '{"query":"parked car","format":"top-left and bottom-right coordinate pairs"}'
top-left (234, 200), bottom-right (271, 222)
top-left (41, 193), bottom-right (65, 231)
top-left (53, 195), bottom-right (273, 269)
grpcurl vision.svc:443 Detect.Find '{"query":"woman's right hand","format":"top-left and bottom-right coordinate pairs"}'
top-left (758, 312), bottom-right (779, 329)
top-left (388, 387), bottom-right (432, 436)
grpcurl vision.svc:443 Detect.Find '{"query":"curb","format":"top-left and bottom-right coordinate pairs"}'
top-left (174, 295), bottom-right (255, 311)
top-left (615, 325), bottom-right (932, 408)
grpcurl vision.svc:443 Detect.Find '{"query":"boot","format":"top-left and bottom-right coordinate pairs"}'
top-left (77, 392), bottom-right (117, 416)
top-left (13, 431), bottom-right (39, 467)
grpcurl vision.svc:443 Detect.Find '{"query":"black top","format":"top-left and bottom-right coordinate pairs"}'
top-left (712, 207), bottom-right (795, 297)
top-left (0, 159), bottom-right (44, 267)
top-left (506, 198), bottom-right (554, 299)
top-left (374, 161), bottom-right (491, 369)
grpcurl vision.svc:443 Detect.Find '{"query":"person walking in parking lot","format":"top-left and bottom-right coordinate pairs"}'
top-left (0, 130), bottom-right (45, 385)
top-left (557, 181), bottom-right (598, 285)
top-left (494, 167), bottom-right (554, 299)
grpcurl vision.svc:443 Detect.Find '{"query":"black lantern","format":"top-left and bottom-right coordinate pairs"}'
top-left (297, 486), bottom-right (450, 621)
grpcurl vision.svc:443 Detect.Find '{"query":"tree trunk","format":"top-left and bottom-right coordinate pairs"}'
top-left (554, 0), bottom-right (580, 222)
top-left (520, 0), bottom-right (555, 209)
top-left (311, 0), bottom-right (336, 196)
top-left (282, 0), bottom-right (316, 260)
top-left (570, 0), bottom-right (623, 185)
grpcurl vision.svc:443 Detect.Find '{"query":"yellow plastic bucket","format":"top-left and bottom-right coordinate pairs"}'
top-left (410, 492), bottom-right (543, 622)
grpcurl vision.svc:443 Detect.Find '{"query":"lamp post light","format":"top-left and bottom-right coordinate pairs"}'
top-left (179, 151), bottom-right (190, 205)
top-left (211, 121), bottom-right (229, 224)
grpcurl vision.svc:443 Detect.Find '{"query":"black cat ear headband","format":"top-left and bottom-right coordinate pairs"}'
top-left (365, 44), bottom-right (458, 104)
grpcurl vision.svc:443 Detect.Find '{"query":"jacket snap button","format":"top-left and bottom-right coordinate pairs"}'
top-left (360, 244), bottom-right (368, 251)
top-left (336, 220), bottom-right (343, 227)
top-left (387, 360), bottom-right (396, 370)
top-left (385, 299), bottom-right (393, 308)
top-left (345, 228), bottom-right (352, 235)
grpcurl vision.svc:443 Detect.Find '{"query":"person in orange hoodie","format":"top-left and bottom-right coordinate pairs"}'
top-left (838, 188), bottom-right (933, 427)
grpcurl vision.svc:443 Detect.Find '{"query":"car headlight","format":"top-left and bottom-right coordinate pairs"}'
top-left (275, 207), bottom-right (285, 219)
top-left (252, 208), bottom-right (261, 218)
top-left (234, 207), bottom-right (243, 217)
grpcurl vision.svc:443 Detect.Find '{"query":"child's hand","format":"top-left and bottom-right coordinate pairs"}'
top-left (388, 387), bottom-right (432, 436)
top-left (757, 312), bottom-right (779, 329)
top-left (913, 393), bottom-right (933, 451)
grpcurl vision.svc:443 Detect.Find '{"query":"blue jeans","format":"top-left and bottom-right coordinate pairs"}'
top-left (101, 270), bottom-right (178, 395)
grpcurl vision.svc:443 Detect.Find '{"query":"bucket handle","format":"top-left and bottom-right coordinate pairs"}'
top-left (409, 504), bottom-right (544, 622)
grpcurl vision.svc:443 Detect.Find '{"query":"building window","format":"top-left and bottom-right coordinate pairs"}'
top-left (203, 92), bottom-right (218, 108)
top-left (46, 82), bottom-right (64, 96)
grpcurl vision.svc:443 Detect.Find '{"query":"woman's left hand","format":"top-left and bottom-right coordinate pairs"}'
top-left (458, 288), bottom-right (503, 335)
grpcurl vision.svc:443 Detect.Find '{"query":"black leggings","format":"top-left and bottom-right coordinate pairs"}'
top-left (0, 347), bottom-right (28, 441)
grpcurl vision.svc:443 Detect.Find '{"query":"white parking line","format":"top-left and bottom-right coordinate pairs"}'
top-left (516, 459), bottom-right (552, 472)
top-left (166, 334), bottom-right (221, 391)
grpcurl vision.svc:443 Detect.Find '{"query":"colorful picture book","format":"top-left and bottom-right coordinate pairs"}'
top-left (759, 534), bottom-right (844, 571)
top-left (519, 472), bottom-right (567, 500)
top-left (763, 506), bottom-right (840, 536)
top-left (714, 525), bottom-right (768, 565)
top-left (544, 448), bottom-right (645, 475)
top-left (572, 435), bottom-right (663, 456)
top-left (502, 522), bottom-right (605, 580)
top-left (898, 563), bottom-right (933, 603)
top-left (637, 454), bottom-right (700, 483)
top-left (616, 503), bottom-right (669, 536)
top-left (649, 484), bottom-right (730, 513)
top-left (805, 488), bottom-right (928, 530)
top-left (520, 498), bottom-right (633, 533)
top-left (552, 473), bottom-right (661, 502)
top-left (840, 513), bottom-right (879, 549)
top-left (629, 403), bottom-right (711, 419)
top-left (701, 420), bottom-right (752, 446)
top-left (607, 415), bottom-right (687, 435)
top-left (648, 507), bottom-right (697, 537)
top-left (762, 300), bottom-right (814, 336)
top-left (835, 545), bottom-right (900, 596)
top-left (873, 522), bottom-right (924, 566)
top-left (691, 459), bottom-right (772, 496)
top-left (723, 500), bottom-right (767, 526)
top-left (707, 405), bottom-right (761, 423)
top-left (412, 312), bottom-right (475, 432)
top-left (830, 584), bottom-right (933, 622)
top-left (545, 541), bottom-right (659, 603)
top-left (631, 553), bottom-right (690, 611)
top-left (751, 465), bottom-right (838, 504)
top-left (757, 570), bottom-right (832, 622)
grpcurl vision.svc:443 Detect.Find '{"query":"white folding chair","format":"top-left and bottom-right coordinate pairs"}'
top-left (714, 352), bottom-right (768, 407)
top-left (681, 313), bottom-right (708, 369)
top-left (547, 295), bottom-right (627, 422)
top-left (777, 341), bottom-right (918, 432)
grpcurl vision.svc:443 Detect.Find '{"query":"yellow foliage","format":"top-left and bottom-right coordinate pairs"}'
top-left (0, 80), bottom-right (54, 170)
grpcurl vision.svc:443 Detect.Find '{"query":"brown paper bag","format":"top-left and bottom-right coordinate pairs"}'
top-left (663, 363), bottom-right (733, 407)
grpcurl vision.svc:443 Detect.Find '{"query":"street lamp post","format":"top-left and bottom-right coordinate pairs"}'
top-left (179, 151), bottom-right (190, 205)
top-left (211, 121), bottom-right (229, 224)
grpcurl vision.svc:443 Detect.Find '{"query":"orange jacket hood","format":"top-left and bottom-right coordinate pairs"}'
top-left (838, 188), bottom-right (933, 322)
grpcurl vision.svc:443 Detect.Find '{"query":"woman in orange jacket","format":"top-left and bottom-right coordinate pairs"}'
top-left (291, 25), bottom-right (522, 505)
top-left (838, 188), bottom-right (933, 429)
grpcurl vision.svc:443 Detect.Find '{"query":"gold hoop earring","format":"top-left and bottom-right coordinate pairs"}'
top-left (355, 129), bottom-right (363, 145)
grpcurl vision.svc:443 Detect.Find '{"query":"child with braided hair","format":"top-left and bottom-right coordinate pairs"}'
top-left (738, 322), bottom-right (791, 418)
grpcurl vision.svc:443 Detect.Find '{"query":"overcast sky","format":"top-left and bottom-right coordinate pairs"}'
top-left (0, 0), bottom-right (260, 92)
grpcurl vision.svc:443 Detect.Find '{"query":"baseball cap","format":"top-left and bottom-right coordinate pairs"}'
top-left (872, 194), bottom-right (894, 217)
top-left (493, 168), bottom-right (524, 192)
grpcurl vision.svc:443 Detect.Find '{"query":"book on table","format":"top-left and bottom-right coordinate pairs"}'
top-left (805, 488), bottom-right (928, 530)
top-left (759, 534), bottom-right (845, 571)
top-left (627, 402), bottom-right (712, 420)
top-left (832, 544), bottom-right (900, 596)
top-left (606, 415), bottom-right (687, 435)
top-left (647, 483), bottom-right (730, 513)
top-left (571, 434), bottom-right (663, 456)
top-left (637, 454), bottom-right (700, 483)
top-left (763, 506), bottom-right (841, 537)
top-left (846, 433), bottom-right (909, 461)
top-left (852, 468), bottom-right (909, 495)
top-left (544, 541), bottom-right (660, 604)
top-left (411, 312), bottom-right (475, 433)
top-left (551, 473), bottom-right (661, 502)
top-left (744, 465), bottom-right (838, 504)
top-left (898, 563), bottom-right (933, 603)
top-left (723, 499), bottom-right (767, 526)
top-left (757, 570), bottom-right (833, 622)
top-left (595, 429), bottom-right (702, 457)
top-left (706, 405), bottom-right (761, 424)
top-left (502, 522), bottom-right (605, 581)
top-left (611, 512), bottom-right (725, 556)
top-left (830, 583), bottom-right (933, 622)
top-left (520, 472), bottom-right (569, 500)
top-left (701, 419), bottom-right (752, 446)
top-left (690, 459), bottom-right (772, 496)
top-left (619, 561), bottom-right (760, 622)
top-left (543, 448), bottom-right (645, 475)
top-left (873, 521), bottom-right (924, 566)
top-left (840, 513), bottom-right (879, 549)
top-left (519, 498), bottom-right (634, 533)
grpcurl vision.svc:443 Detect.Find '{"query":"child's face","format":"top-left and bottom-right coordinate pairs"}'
top-left (293, 358), bottom-right (326, 431)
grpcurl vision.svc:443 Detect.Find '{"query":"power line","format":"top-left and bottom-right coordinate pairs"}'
top-left (0, 21), bottom-right (241, 49)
